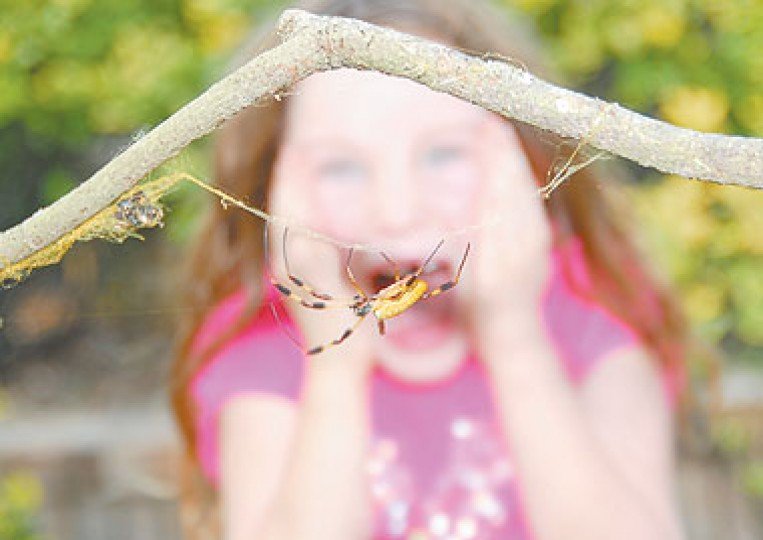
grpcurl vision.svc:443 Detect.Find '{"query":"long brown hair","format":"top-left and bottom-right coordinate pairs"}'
top-left (171, 0), bottom-right (689, 537)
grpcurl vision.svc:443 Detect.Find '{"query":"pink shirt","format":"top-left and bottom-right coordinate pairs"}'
top-left (190, 241), bottom-right (680, 539)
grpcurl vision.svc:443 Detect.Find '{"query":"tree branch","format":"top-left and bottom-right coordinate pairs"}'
top-left (1, 8), bottom-right (762, 271)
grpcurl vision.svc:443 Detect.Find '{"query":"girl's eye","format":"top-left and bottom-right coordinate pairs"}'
top-left (317, 159), bottom-right (367, 181)
top-left (422, 145), bottom-right (466, 167)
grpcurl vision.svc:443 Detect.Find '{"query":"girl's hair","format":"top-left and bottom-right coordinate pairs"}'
top-left (171, 0), bottom-right (690, 536)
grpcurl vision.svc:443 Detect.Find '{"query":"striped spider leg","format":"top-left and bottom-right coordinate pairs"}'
top-left (267, 225), bottom-right (471, 356)
top-left (265, 226), bottom-right (375, 355)
top-left (421, 242), bottom-right (471, 299)
top-left (269, 227), bottom-right (354, 309)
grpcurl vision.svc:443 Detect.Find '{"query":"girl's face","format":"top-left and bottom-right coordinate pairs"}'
top-left (271, 69), bottom-right (534, 383)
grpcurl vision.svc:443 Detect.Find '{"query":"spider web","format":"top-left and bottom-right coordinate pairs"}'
top-left (0, 111), bottom-right (609, 345)
top-left (0, 105), bottom-right (609, 291)
top-left (178, 106), bottom-right (609, 252)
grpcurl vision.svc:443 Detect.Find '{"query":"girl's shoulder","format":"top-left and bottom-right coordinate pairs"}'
top-left (543, 237), bottom-right (641, 383)
top-left (190, 289), bottom-right (304, 406)
top-left (543, 236), bottom-right (683, 407)
top-left (189, 289), bottom-right (303, 484)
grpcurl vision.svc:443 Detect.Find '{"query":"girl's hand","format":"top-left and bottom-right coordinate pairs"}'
top-left (472, 119), bottom-right (552, 357)
top-left (268, 168), bottom-right (374, 377)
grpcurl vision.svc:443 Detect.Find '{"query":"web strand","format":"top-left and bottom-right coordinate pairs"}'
top-left (177, 119), bottom-right (606, 253)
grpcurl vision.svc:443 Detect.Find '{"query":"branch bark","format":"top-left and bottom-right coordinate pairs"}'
top-left (1, 9), bottom-right (762, 270)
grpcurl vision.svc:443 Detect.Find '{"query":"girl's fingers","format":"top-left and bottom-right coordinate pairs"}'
top-left (474, 118), bottom-right (552, 311)
top-left (268, 155), bottom-right (373, 361)
top-left (480, 117), bottom-right (548, 233)
top-left (268, 157), bottom-right (348, 295)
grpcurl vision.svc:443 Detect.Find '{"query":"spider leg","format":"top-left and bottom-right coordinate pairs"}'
top-left (270, 302), bottom-right (368, 356)
top-left (270, 279), bottom-right (348, 310)
top-left (379, 251), bottom-right (401, 281)
top-left (406, 238), bottom-right (446, 285)
top-left (269, 302), bottom-right (304, 350)
top-left (269, 303), bottom-right (368, 356)
top-left (422, 242), bottom-right (471, 299)
top-left (305, 312), bottom-right (369, 355)
top-left (377, 319), bottom-right (386, 336)
top-left (282, 227), bottom-right (334, 301)
top-left (264, 224), bottom-right (356, 309)
top-left (345, 248), bottom-right (369, 300)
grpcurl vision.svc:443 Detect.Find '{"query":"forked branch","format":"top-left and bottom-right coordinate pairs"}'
top-left (1, 8), bottom-right (762, 272)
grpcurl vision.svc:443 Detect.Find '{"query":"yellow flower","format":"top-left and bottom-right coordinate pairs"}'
top-left (197, 14), bottom-right (249, 54)
top-left (711, 185), bottom-right (763, 255)
top-left (605, 17), bottom-right (644, 57)
top-left (642, 175), bottom-right (715, 247)
top-left (737, 94), bottom-right (763, 136)
top-left (640, 6), bottom-right (685, 48)
top-left (182, 0), bottom-right (250, 53)
top-left (659, 86), bottom-right (729, 133)
top-left (683, 282), bottom-right (725, 323)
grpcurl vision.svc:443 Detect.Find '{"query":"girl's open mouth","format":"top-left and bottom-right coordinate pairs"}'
top-left (361, 257), bottom-right (460, 352)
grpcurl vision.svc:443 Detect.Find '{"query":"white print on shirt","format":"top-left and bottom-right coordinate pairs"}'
top-left (367, 417), bottom-right (530, 539)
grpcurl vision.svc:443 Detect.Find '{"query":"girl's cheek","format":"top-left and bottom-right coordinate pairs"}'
top-left (423, 164), bottom-right (483, 227)
top-left (310, 181), bottom-right (374, 240)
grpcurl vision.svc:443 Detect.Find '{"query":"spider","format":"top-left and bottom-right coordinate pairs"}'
top-left (268, 227), bottom-right (471, 355)
top-left (114, 191), bottom-right (163, 229)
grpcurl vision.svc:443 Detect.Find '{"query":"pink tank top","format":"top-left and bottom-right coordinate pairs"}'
top-left (190, 241), bottom-right (682, 539)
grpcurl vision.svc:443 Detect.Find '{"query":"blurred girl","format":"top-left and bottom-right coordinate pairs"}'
top-left (172, 1), bottom-right (688, 538)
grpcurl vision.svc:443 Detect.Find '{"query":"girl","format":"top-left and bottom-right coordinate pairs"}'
top-left (172, 1), bottom-right (689, 538)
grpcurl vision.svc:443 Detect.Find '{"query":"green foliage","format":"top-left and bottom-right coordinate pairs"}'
top-left (503, 0), bottom-right (763, 136)
top-left (0, 0), bottom-right (285, 230)
top-left (0, 472), bottom-right (42, 540)
top-left (0, 0), bottom-right (282, 140)
top-left (633, 178), bottom-right (763, 352)
top-left (1, 0), bottom-right (761, 362)
top-left (506, 0), bottom-right (763, 363)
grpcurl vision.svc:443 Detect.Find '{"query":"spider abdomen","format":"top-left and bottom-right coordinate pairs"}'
top-left (373, 279), bottom-right (428, 320)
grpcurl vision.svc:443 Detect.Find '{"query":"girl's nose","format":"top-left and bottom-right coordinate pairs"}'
top-left (375, 162), bottom-right (417, 233)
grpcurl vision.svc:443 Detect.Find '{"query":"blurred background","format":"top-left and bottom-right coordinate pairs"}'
top-left (0, 0), bottom-right (762, 538)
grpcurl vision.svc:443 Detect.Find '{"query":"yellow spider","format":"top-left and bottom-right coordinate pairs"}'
top-left (269, 228), bottom-right (470, 355)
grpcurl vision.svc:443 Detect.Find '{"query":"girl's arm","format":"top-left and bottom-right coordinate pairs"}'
top-left (220, 395), bottom-right (297, 540)
top-left (473, 117), bottom-right (683, 540)
top-left (220, 343), bottom-right (373, 540)
top-left (261, 345), bottom-right (373, 540)
top-left (228, 165), bottom-right (373, 540)
top-left (481, 315), bottom-right (683, 540)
